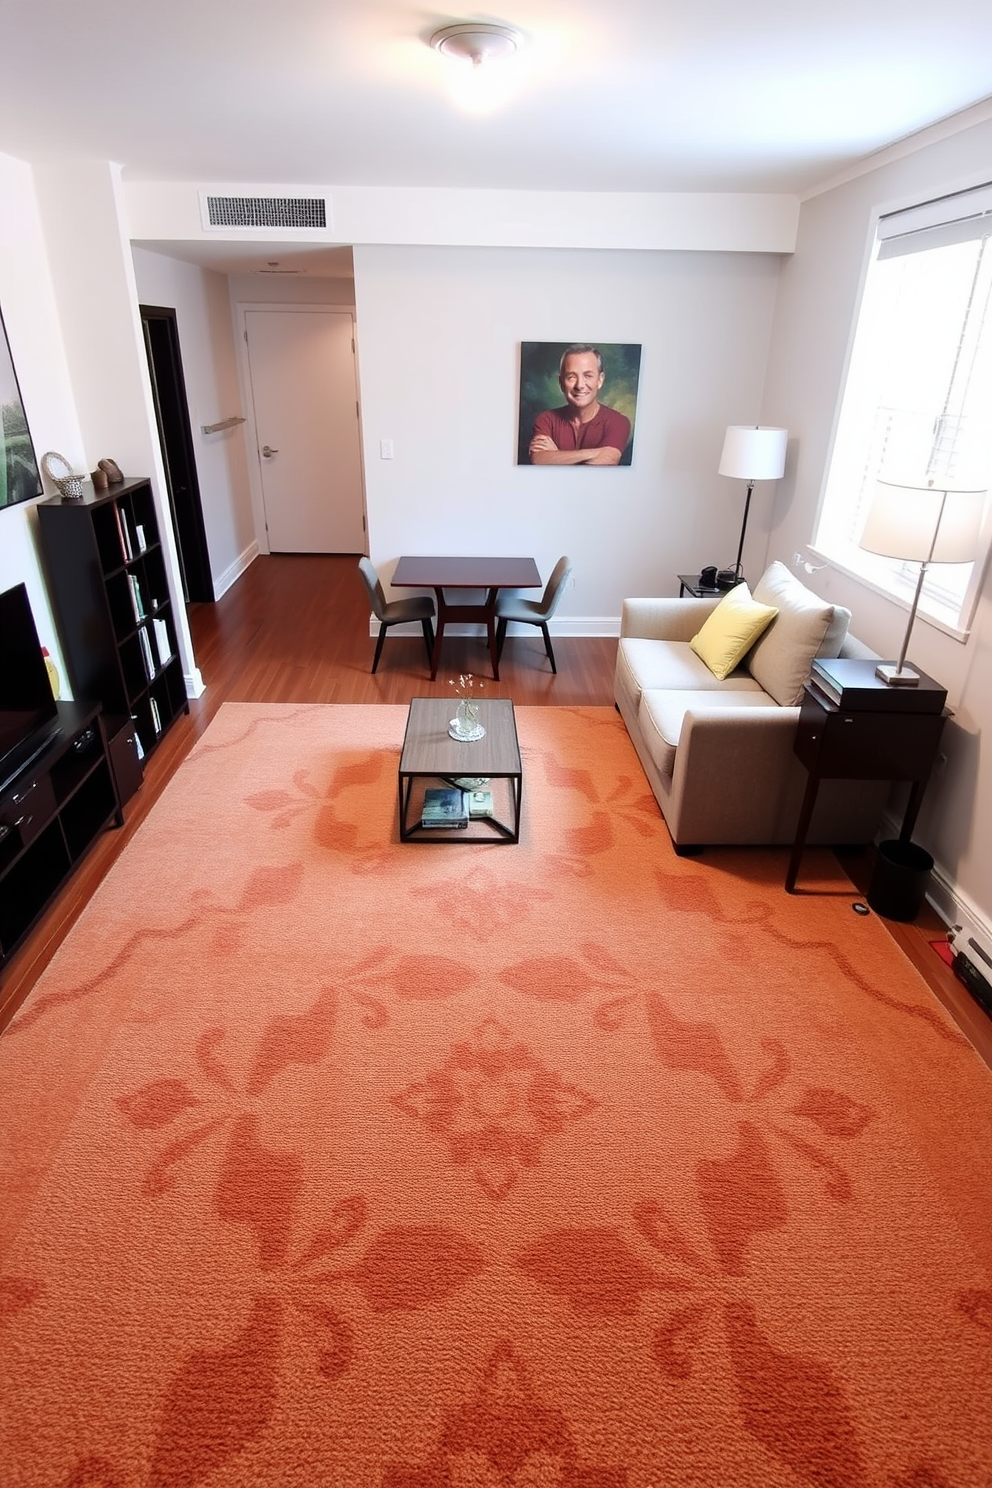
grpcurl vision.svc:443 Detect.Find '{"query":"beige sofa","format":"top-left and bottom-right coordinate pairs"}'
top-left (614, 562), bottom-right (889, 851)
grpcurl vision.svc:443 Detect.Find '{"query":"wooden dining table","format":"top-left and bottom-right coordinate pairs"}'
top-left (391, 555), bottom-right (542, 680)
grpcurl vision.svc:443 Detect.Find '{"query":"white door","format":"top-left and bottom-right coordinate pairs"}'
top-left (244, 309), bottom-right (366, 553)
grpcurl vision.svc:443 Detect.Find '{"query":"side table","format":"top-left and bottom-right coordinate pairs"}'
top-left (785, 661), bottom-right (948, 892)
top-left (677, 573), bottom-right (742, 598)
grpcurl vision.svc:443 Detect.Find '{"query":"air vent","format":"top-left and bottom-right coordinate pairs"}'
top-left (200, 195), bottom-right (329, 230)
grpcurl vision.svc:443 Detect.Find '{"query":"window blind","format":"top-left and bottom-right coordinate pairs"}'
top-left (877, 183), bottom-right (992, 259)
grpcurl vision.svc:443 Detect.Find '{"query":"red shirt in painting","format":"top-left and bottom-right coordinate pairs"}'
top-left (532, 403), bottom-right (631, 458)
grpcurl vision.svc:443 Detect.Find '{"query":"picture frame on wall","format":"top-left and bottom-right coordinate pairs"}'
top-left (517, 341), bottom-right (641, 467)
top-left (0, 303), bottom-right (43, 512)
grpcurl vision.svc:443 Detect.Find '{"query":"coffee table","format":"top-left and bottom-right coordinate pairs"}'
top-left (398, 697), bottom-right (522, 842)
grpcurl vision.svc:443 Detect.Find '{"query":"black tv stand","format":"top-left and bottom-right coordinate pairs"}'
top-left (0, 700), bottom-right (121, 971)
top-left (0, 722), bottom-right (63, 800)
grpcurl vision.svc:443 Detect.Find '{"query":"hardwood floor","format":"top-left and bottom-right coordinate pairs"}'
top-left (2, 553), bottom-right (989, 1066)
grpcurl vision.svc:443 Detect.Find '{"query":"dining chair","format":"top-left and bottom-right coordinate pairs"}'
top-left (495, 555), bottom-right (572, 674)
top-left (358, 557), bottom-right (436, 673)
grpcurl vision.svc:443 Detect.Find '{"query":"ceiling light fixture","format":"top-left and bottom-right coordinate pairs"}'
top-left (429, 22), bottom-right (523, 68)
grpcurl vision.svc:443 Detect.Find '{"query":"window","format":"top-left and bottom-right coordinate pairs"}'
top-left (815, 183), bottom-right (992, 635)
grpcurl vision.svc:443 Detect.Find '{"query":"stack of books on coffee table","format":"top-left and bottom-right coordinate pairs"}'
top-left (420, 787), bottom-right (469, 829)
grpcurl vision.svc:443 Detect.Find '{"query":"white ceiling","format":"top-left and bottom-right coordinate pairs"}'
top-left (3, 0), bottom-right (992, 272)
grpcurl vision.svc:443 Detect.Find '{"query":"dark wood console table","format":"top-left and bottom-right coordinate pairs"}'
top-left (785, 660), bottom-right (948, 893)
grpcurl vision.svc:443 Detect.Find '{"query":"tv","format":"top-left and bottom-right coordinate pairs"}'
top-left (0, 582), bottom-right (61, 795)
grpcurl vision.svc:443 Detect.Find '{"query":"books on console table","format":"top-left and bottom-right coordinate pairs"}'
top-left (810, 658), bottom-right (947, 714)
top-left (421, 787), bottom-right (469, 828)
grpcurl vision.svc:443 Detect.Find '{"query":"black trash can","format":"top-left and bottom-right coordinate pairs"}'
top-left (867, 839), bottom-right (934, 922)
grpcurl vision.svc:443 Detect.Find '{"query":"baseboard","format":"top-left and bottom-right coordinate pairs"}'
top-left (368, 615), bottom-right (622, 638)
top-left (214, 541), bottom-right (260, 600)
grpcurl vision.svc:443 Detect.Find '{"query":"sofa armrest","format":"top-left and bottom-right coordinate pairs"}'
top-left (667, 704), bottom-right (803, 844)
top-left (620, 596), bottom-right (721, 642)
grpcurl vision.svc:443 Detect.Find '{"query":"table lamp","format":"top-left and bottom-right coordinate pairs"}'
top-left (859, 477), bottom-right (986, 685)
top-left (718, 426), bottom-right (788, 584)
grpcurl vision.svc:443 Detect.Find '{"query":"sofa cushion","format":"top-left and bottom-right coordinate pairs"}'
top-left (617, 636), bottom-right (765, 699)
top-left (746, 561), bottom-right (853, 706)
top-left (689, 583), bottom-right (778, 681)
top-left (638, 689), bottom-right (777, 776)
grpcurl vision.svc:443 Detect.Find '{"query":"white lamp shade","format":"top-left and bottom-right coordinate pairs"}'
top-left (859, 480), bottom-right (986, 564)
top-left (718, 425), bottom-right (788, 481)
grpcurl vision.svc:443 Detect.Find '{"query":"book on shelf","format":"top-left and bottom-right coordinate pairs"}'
top-left (134, 522), bottom-right (147, 553)
top-left (149, 696), bottom-right (162, 736)
top-left (138, 625), bottom-right (156, 680)
top-left (113, 503), bottom-right (131, 562)
top-left (129, 572), bottom-right (146, 619)
top-left (421, 787), bottom-right (468, 828)
top-left (152, 617), bottom-right (170, 665)
top-left (118, 506), bottom-right (134, 562)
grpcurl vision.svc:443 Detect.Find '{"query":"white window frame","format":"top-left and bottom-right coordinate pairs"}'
top-left (812, 182), bottom-right (992, 641)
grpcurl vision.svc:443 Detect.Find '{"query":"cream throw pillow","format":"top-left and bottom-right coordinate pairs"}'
top-left (747, 560), bottom-right (852, 706)
top-left (689, 584), bottom-right (778, 681)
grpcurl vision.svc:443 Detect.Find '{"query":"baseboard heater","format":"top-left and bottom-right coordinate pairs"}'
top-left (949, 928), bottom-right (992, 1018)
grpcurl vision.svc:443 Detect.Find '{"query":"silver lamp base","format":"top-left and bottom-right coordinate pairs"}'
top-left (875, 662), bottom-right (921, 686)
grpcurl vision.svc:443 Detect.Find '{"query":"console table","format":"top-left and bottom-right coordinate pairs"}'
top-left (785, 660), bottom-right (948, 893)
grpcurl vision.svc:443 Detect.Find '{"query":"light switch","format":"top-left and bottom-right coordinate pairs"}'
top-left (380, 439), bottom-right (394, 460)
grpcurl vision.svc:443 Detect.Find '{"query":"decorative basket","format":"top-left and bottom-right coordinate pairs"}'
top-left (42, 450), bottom-right (85, 500)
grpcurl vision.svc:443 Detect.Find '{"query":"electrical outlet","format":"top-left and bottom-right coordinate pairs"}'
top-left (380, 438), bottom-right (394, 460)
top-left (793, 551), bottom-right (804, 568)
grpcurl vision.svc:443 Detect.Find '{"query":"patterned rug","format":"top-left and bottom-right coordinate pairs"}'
top-left (1, 703), bottom-right (990, 1488)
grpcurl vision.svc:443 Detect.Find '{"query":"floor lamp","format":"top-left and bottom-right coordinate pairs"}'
top-left (859, 477), bottom-right (986, 685)
top-left (718, 426), bottom-right (788, 583)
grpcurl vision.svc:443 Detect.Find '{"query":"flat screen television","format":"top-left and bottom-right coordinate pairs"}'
top-left (0, 582), bottom-right (61, 795)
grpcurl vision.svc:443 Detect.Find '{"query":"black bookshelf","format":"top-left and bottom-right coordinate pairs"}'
top-left (38, 478), bottom-right (189, 796)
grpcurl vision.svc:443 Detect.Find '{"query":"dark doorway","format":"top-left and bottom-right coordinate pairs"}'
top-left (139, 305), bottom-right (215, 603)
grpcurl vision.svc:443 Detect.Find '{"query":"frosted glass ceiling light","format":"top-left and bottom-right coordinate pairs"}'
top-left (429, 22), bottom-right (523, 67)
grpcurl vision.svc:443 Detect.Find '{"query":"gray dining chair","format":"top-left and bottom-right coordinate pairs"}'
top-left (495, 555), bottom-right (572, 674)
top-left (358, 557), bottom-right (436, 673)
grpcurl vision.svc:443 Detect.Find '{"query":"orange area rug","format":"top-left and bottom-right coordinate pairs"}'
top-left (1, 703), bottom-right (990, 1488)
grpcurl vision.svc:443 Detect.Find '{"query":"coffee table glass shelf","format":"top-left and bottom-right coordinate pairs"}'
top-left (399, 697), bottom-right (522, 843)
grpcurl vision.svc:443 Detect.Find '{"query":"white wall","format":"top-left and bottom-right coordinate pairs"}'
top-left (131, 248), bottom-right (256, 596)
top-left (353, 244), bottom-right (783, 620)
top-left (30, 162), bottom-right (201, 694)
top-left (762, 114), bottom-right (992, 942)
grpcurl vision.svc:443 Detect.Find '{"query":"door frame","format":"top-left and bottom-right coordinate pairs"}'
top-left (139, 304), bottom-right (215, 603)
top-left (234, 302), bottom-right (368, 557)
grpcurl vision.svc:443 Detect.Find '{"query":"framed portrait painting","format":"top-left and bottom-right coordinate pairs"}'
top-left (0, 303), bottom-right (43, 512)
top-left (517, 341), bottom-right (641, 467)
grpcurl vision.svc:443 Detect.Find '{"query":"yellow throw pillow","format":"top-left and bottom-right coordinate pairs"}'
top-left (689, 584), bottom-right (778, 681)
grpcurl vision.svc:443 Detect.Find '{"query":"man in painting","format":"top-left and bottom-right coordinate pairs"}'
top-left (528, 345), bottom-right (631, 465)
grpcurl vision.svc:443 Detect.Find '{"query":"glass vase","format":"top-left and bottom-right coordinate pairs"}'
top-left (450, 697), bottom-right (485, 741)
